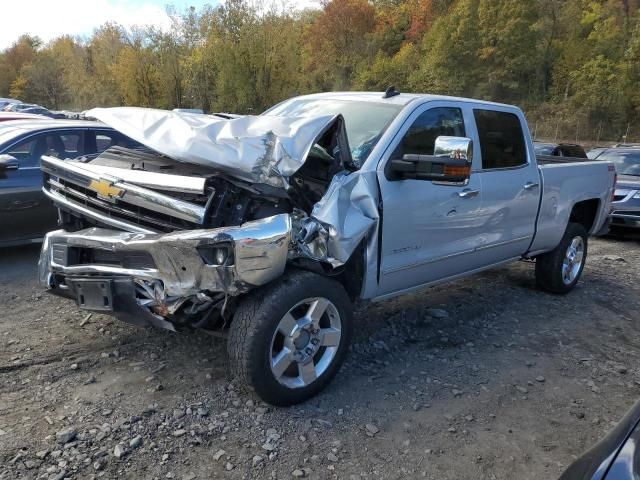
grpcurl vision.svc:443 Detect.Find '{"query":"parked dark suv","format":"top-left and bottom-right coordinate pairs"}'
top-left (533, 142), bottom-right (588, 159)
top-left (0, 120), bottom-right (141, 246)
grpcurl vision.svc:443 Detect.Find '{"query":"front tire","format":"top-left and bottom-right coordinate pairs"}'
top-left (227, 270), bottom-right (353, 406)
top-left (535, 222), bottom-right (588, 294)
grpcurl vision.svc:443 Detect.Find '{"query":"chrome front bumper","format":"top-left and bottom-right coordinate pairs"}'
top-left (39, 214), bottom-right (292, 329)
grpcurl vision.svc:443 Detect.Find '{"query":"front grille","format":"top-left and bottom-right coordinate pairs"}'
top-left (47, 177), bottom-right (204, 233)
top-left (613, 195), bottom-right (627, 202)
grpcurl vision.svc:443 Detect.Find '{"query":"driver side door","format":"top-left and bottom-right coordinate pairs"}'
top-left (375, 102), bottom-right (488, 297)
top-left (0, 130), bottom-right (84, 245)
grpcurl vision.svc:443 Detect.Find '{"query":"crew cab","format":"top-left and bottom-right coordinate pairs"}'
top-left (37, 92), bottom-right (615, 405)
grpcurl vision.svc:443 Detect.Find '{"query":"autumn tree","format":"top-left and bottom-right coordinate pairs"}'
top-left (111, 28), bottom-right (161, 107)
top-left (304, 0), bottom-right (377, 89)
top-left (0, 35), bottom-right (40, 99)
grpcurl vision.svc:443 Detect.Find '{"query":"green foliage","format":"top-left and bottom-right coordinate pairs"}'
top-left (1, 0), bottom-right (639, 140)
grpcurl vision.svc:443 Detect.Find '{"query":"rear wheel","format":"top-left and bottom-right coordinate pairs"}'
top-left (535, 222), bottom-right (588, 294)
top-left (227, 270), bottom-right (352, 406)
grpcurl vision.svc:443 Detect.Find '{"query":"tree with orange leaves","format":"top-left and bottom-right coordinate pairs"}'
top-left (304, 0), bottom-right (377, 90)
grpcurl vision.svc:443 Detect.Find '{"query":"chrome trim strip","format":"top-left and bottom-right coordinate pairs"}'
top-left (77, 163), bottom-right (206, 194)
top-left (48, 179), bottom-right (171, 231)
top-left (611, 213), bottom-right (640, 219)
top-left (42, 156), bottom-right (205, 224)
top-left (43, 188), bottom-right (156, 234)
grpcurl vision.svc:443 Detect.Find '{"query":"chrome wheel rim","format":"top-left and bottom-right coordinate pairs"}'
top-left (562, 236), bottom-right (584, 285)
top-left (270, 297), bottom-right (341, 389)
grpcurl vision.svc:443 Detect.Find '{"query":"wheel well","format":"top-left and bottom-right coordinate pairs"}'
top-left (334, 241), bottom-right (366, 302)
top-left (286, 241), bottom-right (366, 302)
top-left (569, 199), bottom-right (599, 233)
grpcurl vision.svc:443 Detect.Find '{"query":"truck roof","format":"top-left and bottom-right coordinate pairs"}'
top-left (295, 91), bottom-right (516, 109)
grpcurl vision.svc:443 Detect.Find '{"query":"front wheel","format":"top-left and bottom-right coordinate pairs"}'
top-left (227, 270), bottom-right (353, 406)
top-left (535, 222), bottom-right (588, 294)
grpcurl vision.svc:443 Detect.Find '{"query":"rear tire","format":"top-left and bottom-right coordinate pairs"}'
top-left (227, 270), bottom-right (353, 406)
top-left (535, 222), bottom-right (588, 294)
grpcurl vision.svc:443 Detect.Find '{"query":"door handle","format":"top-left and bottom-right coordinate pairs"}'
top-left (524, 182), bottom-right (540, 190)
top-left (458, 189), bottom-right (480, 198)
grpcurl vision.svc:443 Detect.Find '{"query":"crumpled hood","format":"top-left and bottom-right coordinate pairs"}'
top-left (86, 107), bottom-right (342, 189)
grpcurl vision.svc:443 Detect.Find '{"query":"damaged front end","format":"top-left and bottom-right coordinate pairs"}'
top-left (38, 108), bottom-right (378, 331)
top-left (39, 214), bottom-right (291, 331)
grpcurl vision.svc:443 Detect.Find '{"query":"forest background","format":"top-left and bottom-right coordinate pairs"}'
top-left (2, 0), bottom-right (639, 143)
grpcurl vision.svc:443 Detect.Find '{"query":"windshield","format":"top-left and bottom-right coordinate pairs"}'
top-left (534, 144), bottom-right (554, 155)
top-left (264, 99), bottom-right (403, 165)
top-left (597, 150), bottom-right (640, 176)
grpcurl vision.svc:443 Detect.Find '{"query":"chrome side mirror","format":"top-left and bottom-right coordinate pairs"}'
top-left (434, 136), bottom-right (473, 163)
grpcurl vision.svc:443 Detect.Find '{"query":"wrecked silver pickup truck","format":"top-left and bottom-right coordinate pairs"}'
top-left (39, 92), bottom-right (615, 405)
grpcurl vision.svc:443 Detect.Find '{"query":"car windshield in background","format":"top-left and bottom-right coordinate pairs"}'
top-left (534, 144), bottom-right (554, 155)
top-left (598, 150), bottom-right (640, 176)
top-left (264, 99), bottom-right (402, 165)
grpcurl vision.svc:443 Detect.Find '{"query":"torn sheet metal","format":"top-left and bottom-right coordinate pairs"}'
top-left (86, 107), bottom-right (342, 189)
top-left (296, 172), bottom-right (379, 265)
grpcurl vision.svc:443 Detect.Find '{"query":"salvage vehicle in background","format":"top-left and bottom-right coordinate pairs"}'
top-left (0, 97), bottom-right (22, 110)
top-left (533, 142), bottom-right (588, 159)
top-left (20, 106), bottom-right (66, 119)
top-left (0, 112), bottom-right (48, 122)
top-left (3, 102), bottom-right (39, 112)
top-left (590, 147), bottom-right (640, 229)
top-left (0, 121), bottom-right (142, 247)
top-left (560, 399), bottom-right (640, 480)
top-left (38, 92), bottom-right (615, 405)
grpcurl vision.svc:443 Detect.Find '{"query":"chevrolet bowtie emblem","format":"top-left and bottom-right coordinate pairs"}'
top-left (88, 179), bottom-right (124, 201)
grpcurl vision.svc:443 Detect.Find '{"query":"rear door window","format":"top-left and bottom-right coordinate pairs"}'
top-left (474, 109), bottom-right (527, 169)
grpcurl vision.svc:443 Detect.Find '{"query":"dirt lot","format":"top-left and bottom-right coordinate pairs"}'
top-left (1, 232), bottom-right (639, 480)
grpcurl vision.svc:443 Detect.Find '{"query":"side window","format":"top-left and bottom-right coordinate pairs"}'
top-left (5, 138), bottom-right (39, 168)
top-left (40, 132), bottom-right (82, 159)
top-left (60, 133), bottom-right (82, 156)
top-left (474, 109), bottom-right (527, 169)
top-left (394, 107), bottom-right (465, 158)
top-left (9, 132), bottom-right (85, 167)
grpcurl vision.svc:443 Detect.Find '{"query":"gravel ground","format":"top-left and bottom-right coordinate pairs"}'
top-left (1, 232), bottom-right (640, 480)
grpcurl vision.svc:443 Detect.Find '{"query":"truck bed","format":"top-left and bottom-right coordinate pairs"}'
top-left (529, 160), bottom-right (615, 254)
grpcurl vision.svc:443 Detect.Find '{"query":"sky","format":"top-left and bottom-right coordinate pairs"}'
top-left (0, 0), bottom-right (321, 50)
